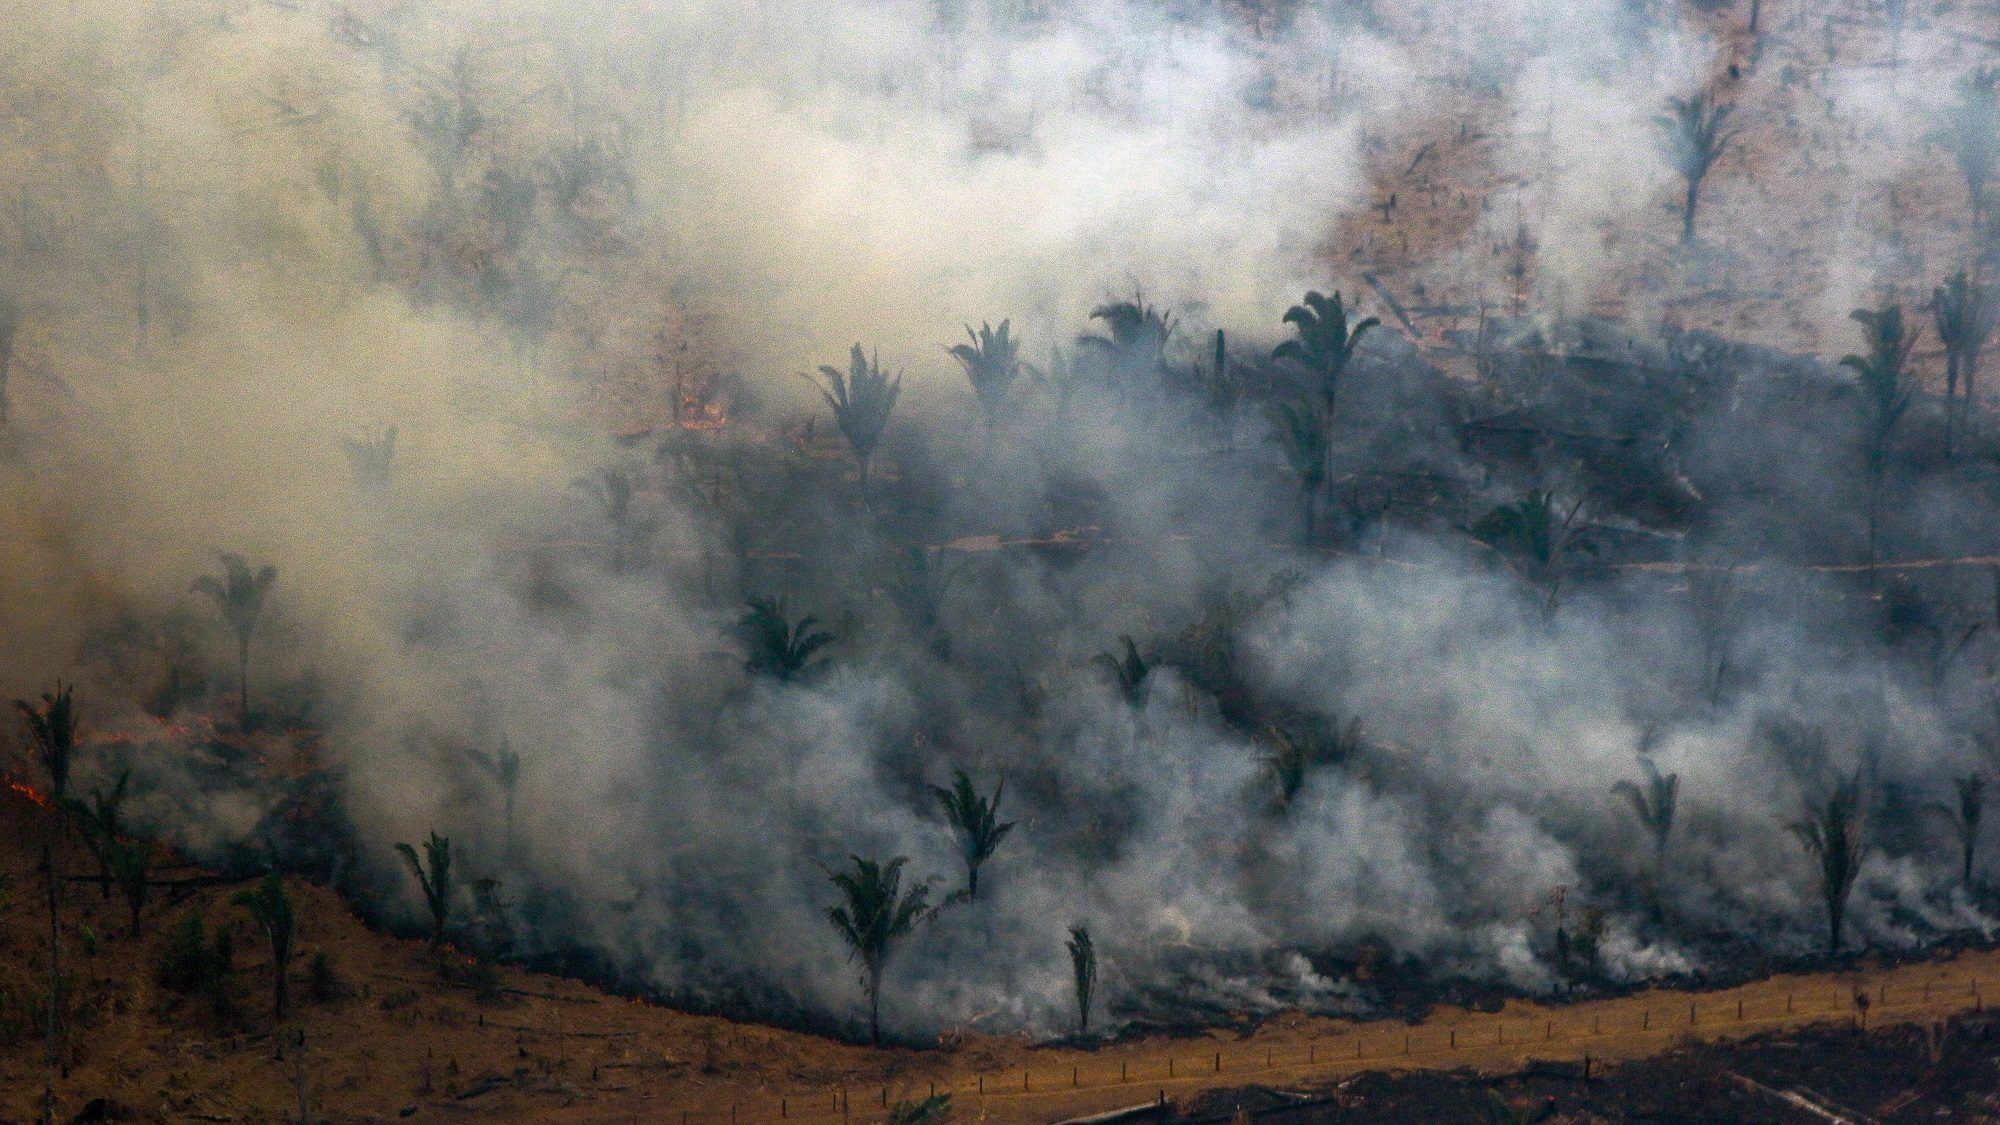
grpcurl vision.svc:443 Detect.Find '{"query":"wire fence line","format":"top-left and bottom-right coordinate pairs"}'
top-left (620, 969), bottom-right (1993, 1124)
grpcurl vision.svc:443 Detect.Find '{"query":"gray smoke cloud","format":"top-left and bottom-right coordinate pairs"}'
top-left (3, 0), bottom-right (1998, 1043)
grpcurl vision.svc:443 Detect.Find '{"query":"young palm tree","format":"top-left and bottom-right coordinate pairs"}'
top-left (232, 873), bottom-right (298, 1018)
top-left (1841, 304), bottom-right (1918, 577)
top-left (738, 596), bottom-right (834, 683)
top-left (1065, 925), bottom-right (1097, 1036)
top-left (1272, 290), bottom-right (1378, 423)
top-left (946, 320), bottom-right (1023, 429)
top-left (1094, 636), bottom-right (1152, 708)
top-left (1656, 92), bottom-right (1738, 245)
top-left (1931, 68), bottom-right (2000, 225)
top-left (14, 682), bottom-right (80, 799)
top-left (1933, 271), bottom-right (1992, 447)
top-left (395, 831), bottom-right (454, 950)
top-left (930, 769), bottom-right (1016, 901)
top-left (807, 345), bottom-right (902, 504)
top-left (60, 770), bottom-right (130, 900)
top-left (1472, 490), bottom-right (1589, 615)
top-left (1611, 760), bottom-right (1680, 873)
top-left (826, 855), bottom-right (932, 1043)
top-left (191, 552), bottom-right (278, 730)
top-left (1790, 773), bottom-right (1869, 955)
top-left (1078, 296), bottom-right (1174, 374)
top-left (1266, 398), bottom-right (1329, 543)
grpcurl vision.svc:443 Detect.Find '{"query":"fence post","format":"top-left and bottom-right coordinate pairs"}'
top-left (1592, 1015), bottom-right (1599, 1035)
top-left (1736, 999), bottom-right (1743, 1019)
top-left (1786, 993), bottom-right (1793, 1014)
top-left (1169, 1058), bottom-right (1175, 1078)
top-left (1073, 1065), bottom-right (1079, 1087)
top-left (1642, 1010), bottom-right (1650, 1030)
top-left (1121, 1061), bottom-right (1128, 1082)
top-left (1690, 1001), bottom-right (1696, 1026)
top-left (1214, 1051), bottom-right (1220, 1072)
top-left (1546, 1020), bottom-right (1552, 1040)
top-left (1449, 1029), bottom-right (1456, 1049)
top-left (1024, 1071), bottom-right (1029, 1092)
top-left (1404, 1032), bottom-right (1411, 1055)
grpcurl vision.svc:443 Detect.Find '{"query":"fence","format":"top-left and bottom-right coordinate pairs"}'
top-left (581, 968), bottom-right (1995, 1124)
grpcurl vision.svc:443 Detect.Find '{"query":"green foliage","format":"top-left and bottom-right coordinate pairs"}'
top-left (14, 682), bottom-right (80, 799)
top-left (738, 596), bottom-right (834, 683)
top-left (1611, 760), bottom-right (1680, 865)
top-left (1655, 92), bottom-right (1738, 243)
top-left (1094, 636), bottom-right (1152, 708)
top-left (808, 344), bottom-right (903, 494)
top-left (191, 551), bottom-right (278, 729)
top-left (887, 1094), bottom-right (952, 1125)
top-left (1790, 772), bottom-right (1869, 955)
top-left (1841, 303), bottom-right (1919, 463)
top-left (232, 873), bottom-right (298, 1019)
top-left (396, 831), bottom-right (455, 950)
top-left (157, 913), bottom-right (234, 996)
top-left (1272, 290), bottom-right (1378, 416)
top-left (1065, 925), bottom-right (1096, 1036)
top-left (60, 770), bottom-right (130, 900)
top-left (827, 855), bottom-right (932, 1043)
top-left (931, 769), bottom-right (1016, 901)
top-left (946, 320), bottom-right (1023, 426)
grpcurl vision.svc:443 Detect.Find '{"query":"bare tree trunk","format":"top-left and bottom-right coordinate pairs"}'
top-left (1683, 179), bottom-right (1700, 245)
top-left (238, 635), bottom-right (252, 731)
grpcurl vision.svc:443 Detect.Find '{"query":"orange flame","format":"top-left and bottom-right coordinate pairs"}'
top-left (7, 778), bottom-right (54, 810)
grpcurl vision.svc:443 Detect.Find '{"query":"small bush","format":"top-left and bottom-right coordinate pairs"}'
top-left (308, 952), bottom-right (346, 1004)
top-left (156, 913), bottom-right (233, 995)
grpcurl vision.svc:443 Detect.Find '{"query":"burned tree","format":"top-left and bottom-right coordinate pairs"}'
top-left (60, 770), bottom-right (130, 900)
top-left (1790, 773), bottom-right (1868, 955)
top-left (110, 838), bottom-right (153, 937)
top-left (826, 855), bottom-right (932, 1044)
top-left (1933, 271), bottom-right (1991, 447)
top-left (191, 552), bottom-right (278, 730)
top-left (396, 831), bottom-right (454, 950)
top-left (1655, 92), bottom-right (1737, 245)
top-left (232, 873), bottom-right (298, 1019)
top-left (1943, 773), bottom-right (1984, 885)
top-left (946, 320), bottom-right (1023, 430)
top-left (1840, 304), bottom-right (1917, 577)
top-left (1266, 397), bottom-right (1329, 543)
top-left (1094, 636), bottom-right (1153, 708)
top-left (808, 344), bottom-right (902, 505)
top-left (1065, 925), bottom-right (1097, 1036)
top-left (738, 596), bottom-right (833, 683)
top-left (930, 769), bottom-right (1015, 902)
top-left (1612, 760), bottom-right (1679, 901)
top-left (14, 682), bottom-right (79, 799)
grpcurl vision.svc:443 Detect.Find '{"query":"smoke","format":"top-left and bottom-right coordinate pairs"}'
top-left (3, 0), bottom-right (1999, 1043)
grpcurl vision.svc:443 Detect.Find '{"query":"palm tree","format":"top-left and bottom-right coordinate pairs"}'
top-left (946, 320), bottom-right (1023, 429)
top-left (1266, 398), bottom-right (1328, 543)
top-left (1263, 716), bottom-right (1362, 811)
top-left (931, 770), bottom-right (1016, 901)
top-left (1790, 773), bottom-right (1869, 955)
top-left (1094, 636), bottom-right (1152, 708)
top-left (807, 345), bottom-right (902, 504)
top-left (1078, 296), bottom-right (1173, 375)
top-left (1272, 290), bottom-right (1378, 423)
top-left (60, 770), bottom-right (130, 900)
top-left (395, 831), bottom-right (454, 950)
top-left (1944, 773), bottom-right (1984, 885)
top-left (738, 596), bottom-right (834, 683)
top-left (1931, 68), bottom-right (2000, 226)
top-left (1933, 271), bottom-right (1992, 449)
top-left (1065, 925), bottom-right (1097, 1036)
top-left (14, 682), bottom-right (79, 799)
top-left (570, 470), bottom-right (638, 570)
top-left (1841, 304), bottom-right (1918, 579)
top-left (1472, 490), bottom-right (1589, 615)
top-left (826, 855), bottom-right (932, 1043)
top-left (340, 426), bottom-right (398, 493)
top-left (191, 552), bottom-right (278, 730)
top-left (232, 873), bottom-right (298, 1018)
top-left (463, 740), bottom-right (522, 858)
top-left (1656, 92), bottom-right (1738, 245)
top-left (1611, 760), bottom-right (1680, 875)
